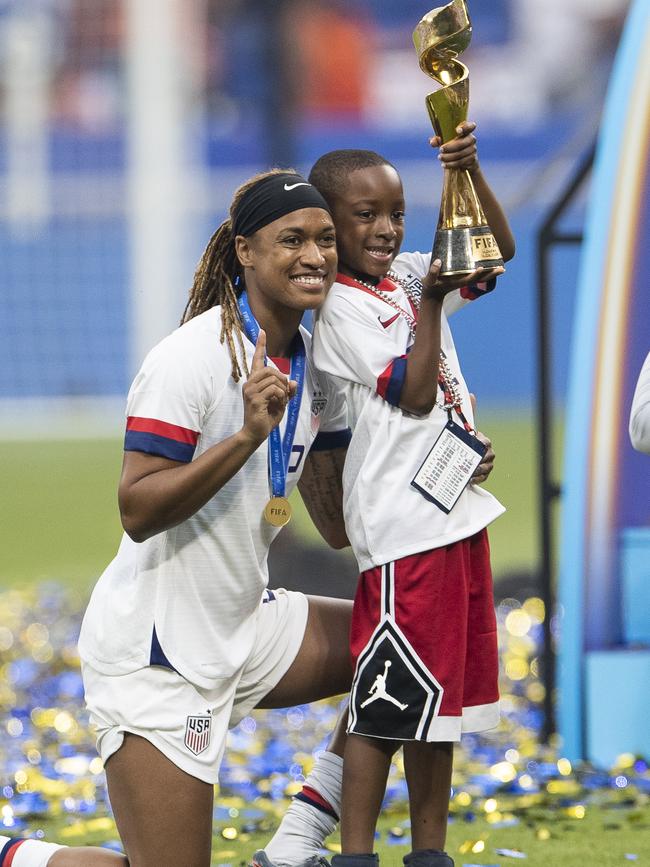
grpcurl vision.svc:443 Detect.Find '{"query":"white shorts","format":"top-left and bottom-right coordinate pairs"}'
top-left (82, 588), bottom-right (309, 784)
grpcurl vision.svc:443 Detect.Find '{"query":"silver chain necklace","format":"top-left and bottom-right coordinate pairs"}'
top-left (350, 271), bottom-right (464, 411)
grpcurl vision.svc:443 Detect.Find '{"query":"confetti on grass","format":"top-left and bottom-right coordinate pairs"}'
top-left (1, 584), bottom-right (649, 861)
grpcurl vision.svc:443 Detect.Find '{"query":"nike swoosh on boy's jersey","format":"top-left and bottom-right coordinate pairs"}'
top-left (378, 313), bottom-right (400, 328)
top-left (284, 182), bottom-right (310, 191)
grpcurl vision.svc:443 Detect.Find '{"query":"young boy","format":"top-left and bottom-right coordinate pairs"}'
top-left (307, 123), bottom-right (515, 867)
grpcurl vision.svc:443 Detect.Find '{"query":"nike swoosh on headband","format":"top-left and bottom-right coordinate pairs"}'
top-left (284, 182), bottom-right (311, 191)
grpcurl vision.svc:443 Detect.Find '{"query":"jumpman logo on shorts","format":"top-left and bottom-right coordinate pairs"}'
top-left (360, 660), bottom-right (408, 711)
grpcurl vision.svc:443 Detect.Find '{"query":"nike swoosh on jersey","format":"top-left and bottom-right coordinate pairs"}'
top-left (378, 313), bottom-right (400, 329)
top-left (284, 182), bottom-right (311, 191)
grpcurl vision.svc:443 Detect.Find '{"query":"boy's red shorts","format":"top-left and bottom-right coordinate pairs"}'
top-left (348, 528), bottom-right (499, 742)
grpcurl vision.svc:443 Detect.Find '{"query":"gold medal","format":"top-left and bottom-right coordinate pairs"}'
top-left (264, 496), bottom-right (292, 527)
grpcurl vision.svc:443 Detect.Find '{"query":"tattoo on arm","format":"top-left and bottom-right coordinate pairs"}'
top-left (298, 449), bottom-right (348, 546)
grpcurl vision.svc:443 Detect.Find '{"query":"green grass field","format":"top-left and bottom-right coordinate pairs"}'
top-left (0, 410), bottom-right (543, 590)
top-left (214, 802), bottom-right (650, 867)
top-left (33, 780), bottom-right (650, 866)
top-left (3, 413), bottom-right (648, 866)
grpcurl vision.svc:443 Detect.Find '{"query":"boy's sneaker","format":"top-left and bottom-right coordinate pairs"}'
top-left (403, 850), bottom-right (454, 867)
top-left (331, 856), bottom-right (379, 867)
top-left (251, 850), bottom-right (331, 867)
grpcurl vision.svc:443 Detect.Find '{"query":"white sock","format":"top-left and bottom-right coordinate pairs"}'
top-left (0, 837), bottom-right (65, 867)
top-left (264, 751), bottom-right (343, 866)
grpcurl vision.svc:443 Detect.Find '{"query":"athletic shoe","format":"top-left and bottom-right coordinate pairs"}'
top-left (331, 856), bottom-right (379, 867)
top-left (403, 850), bottom-right (454, 867)
top-left (251, 849), bottom-right (332, 867)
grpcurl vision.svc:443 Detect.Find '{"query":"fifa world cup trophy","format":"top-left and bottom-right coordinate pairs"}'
top-left (413, 0), bottom-right (504, 276)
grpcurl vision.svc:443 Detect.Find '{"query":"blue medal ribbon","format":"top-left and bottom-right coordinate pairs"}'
top-left (237, 291), bottom-right (306, 498)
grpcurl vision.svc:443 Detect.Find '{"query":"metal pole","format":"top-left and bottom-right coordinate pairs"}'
top-left (3, 3), bottom-right (52, 233)
top-left (536, 144), bottom-right (595, 743)
top-left (537, 229), bottom-right (554, 742)
top-left (125, 0), bottom-right (195, 374)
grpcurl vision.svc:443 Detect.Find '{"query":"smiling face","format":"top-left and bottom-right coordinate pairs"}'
top-left (329, 164), bottom-right (405, 283)
top-left (235, 207), bottom-right (337, 314)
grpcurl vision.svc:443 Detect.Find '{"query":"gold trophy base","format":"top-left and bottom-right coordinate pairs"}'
top-left (432, 225), bottom-right (503, 277)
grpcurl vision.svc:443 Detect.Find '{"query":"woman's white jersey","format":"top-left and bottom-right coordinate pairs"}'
top-left (312, 251), bottom-right (505, 572)
top-left (79, 307), bottom-right (348, 689)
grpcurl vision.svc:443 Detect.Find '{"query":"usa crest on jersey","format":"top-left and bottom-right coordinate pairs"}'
top-left (184, 715), bottom-right (211, 755)
top-left (310, 389), bottom-right (327, 435)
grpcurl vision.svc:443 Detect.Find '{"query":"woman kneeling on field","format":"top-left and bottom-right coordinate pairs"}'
top-left (82, 171), bottom-right (352, 867)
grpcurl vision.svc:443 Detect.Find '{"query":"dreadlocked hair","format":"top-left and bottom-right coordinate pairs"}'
top-left (181, 167), bottom-right (296, 382)
top-left (308, 149), bottom-right (396, 208)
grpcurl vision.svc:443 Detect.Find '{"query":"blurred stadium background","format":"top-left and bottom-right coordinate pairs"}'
top-left (0, 0), bottom-right (630, 592)
top-left (4, 3), bottom-right (650, 863)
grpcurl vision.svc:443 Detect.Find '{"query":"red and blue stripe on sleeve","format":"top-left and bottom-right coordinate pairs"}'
top-left (376, 355), bottom-right (408, 407)
top-left (460, 275), bottom-right (497, 301)
top-left (125, 417), bottom-right (199, 463)
top-left (0, 838), bottom-right (25, 867)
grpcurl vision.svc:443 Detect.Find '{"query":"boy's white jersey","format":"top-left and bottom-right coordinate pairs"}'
top-left (78, 307), bottom-right (348, 689)
top-left (312, 251), bottom-right (505, 572)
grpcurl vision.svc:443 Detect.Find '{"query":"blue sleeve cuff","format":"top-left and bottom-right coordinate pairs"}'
top-left (124, 431), bottom-right (194, 463)
top-left (461, 275), bottom-right (497, 299)
top-left (311, 428), bottom-right (352, 451)
top-left (377, 355), bottom-right (408, 407)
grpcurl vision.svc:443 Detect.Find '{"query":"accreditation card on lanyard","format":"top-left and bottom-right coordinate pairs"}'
top-left (237, 291), bottom-right (306, 527)
top-left (410, 355), bottom-right (486, 514)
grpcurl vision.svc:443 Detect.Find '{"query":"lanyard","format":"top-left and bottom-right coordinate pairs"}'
top-left (237, 291), bottom-right (306, 497)
top-left (436, 353), bottom-right (473, 433)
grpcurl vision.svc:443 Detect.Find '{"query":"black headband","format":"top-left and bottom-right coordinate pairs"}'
top-left (232, 173), bottom-right (331, 238)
